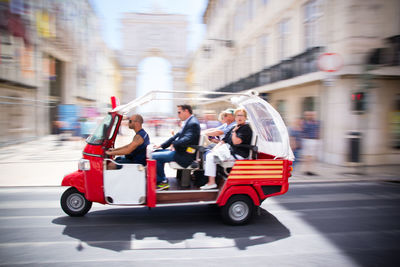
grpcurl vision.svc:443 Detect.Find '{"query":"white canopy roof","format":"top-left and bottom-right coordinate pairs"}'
top-left (231, 94), bottom-right (294, 161)
top-left (112, 90), bottom-right (294, 161)
top-left (112, 90), bottom-right (249, 115)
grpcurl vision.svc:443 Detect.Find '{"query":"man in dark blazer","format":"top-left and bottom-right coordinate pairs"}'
top-left (152, 104), bottom-right (200, 190)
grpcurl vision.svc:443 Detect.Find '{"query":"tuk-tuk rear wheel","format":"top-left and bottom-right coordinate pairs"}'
top-left (220, 195), bottom-right (254, 225)
top-left (61, 187), bottom-right (92, 217)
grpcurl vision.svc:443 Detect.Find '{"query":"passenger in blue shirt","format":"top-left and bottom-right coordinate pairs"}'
top-left (106, 114), bottom-right (150, 169)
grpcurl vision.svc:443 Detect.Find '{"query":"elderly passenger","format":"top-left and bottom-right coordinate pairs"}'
top-left (203, 108), bottom-right (236, 144)
top-left (200, 108), bottom-right (253, 190)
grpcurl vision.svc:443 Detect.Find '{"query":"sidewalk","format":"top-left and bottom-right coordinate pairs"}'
top-left (0, 134), bottom-right (399, 187)
top-left (291, 162), bottom-right (400, 183)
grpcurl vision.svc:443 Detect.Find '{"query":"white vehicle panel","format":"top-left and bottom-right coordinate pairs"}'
top-left (104, 164), bottom-right (146, 205)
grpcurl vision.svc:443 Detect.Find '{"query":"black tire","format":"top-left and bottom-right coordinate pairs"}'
top-left (220, 195), bottom-right (254, 225)
top-left (61, 187), bottom-right (92, 217)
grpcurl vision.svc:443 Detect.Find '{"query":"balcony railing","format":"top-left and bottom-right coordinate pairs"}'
top-left (367, 35), bottom-right (400, 66)
top-left (208, 46), bottom-right (323, 97)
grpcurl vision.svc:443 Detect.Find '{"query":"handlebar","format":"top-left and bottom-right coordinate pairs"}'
top-left (102, 145), bottom-right (114, 159)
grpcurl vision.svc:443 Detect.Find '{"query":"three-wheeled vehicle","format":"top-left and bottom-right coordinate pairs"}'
top-left (60, 90), bottom-right (294, 225)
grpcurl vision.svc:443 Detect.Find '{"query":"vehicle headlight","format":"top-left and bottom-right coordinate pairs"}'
top-left (78, 159), bottom-right (91, 171)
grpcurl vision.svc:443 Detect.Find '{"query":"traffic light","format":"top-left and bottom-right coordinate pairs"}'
top-left (351, 92), bottom-right (366, 112)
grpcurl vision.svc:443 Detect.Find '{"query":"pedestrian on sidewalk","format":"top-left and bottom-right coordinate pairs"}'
top-left (290, 117), bottom-right (303, 168)
top-left (302, 111), bottom-right (320, 176)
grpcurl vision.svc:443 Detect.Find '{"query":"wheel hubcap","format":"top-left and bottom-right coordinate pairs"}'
top-left (229, 201), bottom-right (249, 221)
top-left (67, 193), bottom-right (85, 211)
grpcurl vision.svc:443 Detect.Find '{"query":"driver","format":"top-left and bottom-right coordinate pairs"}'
top-left (106, 114), bottom-right (150, 169)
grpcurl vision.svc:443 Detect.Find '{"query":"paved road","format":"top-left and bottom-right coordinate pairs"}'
top-left (0, 182), bottom-right (399, 266)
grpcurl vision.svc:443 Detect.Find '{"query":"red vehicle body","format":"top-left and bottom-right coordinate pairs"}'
top-left (60, 91), bottom-right (294, 225)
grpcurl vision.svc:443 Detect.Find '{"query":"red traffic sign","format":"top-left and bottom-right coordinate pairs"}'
top-left (318, 53), bottom-right (342, 72)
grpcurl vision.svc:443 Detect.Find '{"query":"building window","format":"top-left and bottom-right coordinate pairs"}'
top-left (234, 2), bottom-right (246, 33)
top-left (232, 57), bottom-right (237, 81)
top-left (218, 0), bottom-right (226, 9)
top-left (250, 44), bottom-right (256, 74)
top-left (224, 21), bottom-right (231, 43)
top-left (245, 45), bottom-right (252, 76)
top-left (278, 19), bottom-right (290, 60)
top-left (302, 96), bottom-right (316, 113)
top-left (248, 0), bottom-right (255, 22)
top-left (230, 57), bottom-right (235, 83)
top-left (224, 59), bottom-right (229, 85)
top-left (304, 0), bottom-right (322, 49)
top-left (8, 95), bottom-right (23, 132)
top-left (390, 94), bottom-right (400, 149)
top-left (277, 100), bottom-right (287, 122)
top-left (0, 32), bottom-right (13, 63)
top-left (258, 34), bottom-right (269, 69)
top-left (238, 49), bottom-right (245, 78)
top-left (234, 10), bottom-right (240, 32)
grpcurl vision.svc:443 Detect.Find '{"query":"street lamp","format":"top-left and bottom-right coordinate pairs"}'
top-left (202, 38), bottom-right (234, 58)
top-left (208, 38), bottom-right (234, 48)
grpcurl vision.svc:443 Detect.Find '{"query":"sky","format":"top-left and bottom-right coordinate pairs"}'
top-left (89, 0), bottom-right (207, 52)
top-left (89, 0), bottom-right (208, 115)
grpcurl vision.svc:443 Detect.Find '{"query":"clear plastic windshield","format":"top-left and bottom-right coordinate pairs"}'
top-left (234, 96), bottom-right (294, 160)
top-left (86, 114), bottom-right (113, 145)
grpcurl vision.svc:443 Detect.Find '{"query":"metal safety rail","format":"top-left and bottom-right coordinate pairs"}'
top-left (112, 90), bottom-right (259, 115)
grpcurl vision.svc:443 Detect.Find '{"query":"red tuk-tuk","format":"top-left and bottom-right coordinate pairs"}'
top-left (60, 90), bottom-right (294, 225)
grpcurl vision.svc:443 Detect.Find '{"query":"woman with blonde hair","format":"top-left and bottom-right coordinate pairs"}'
top-left (200, 108), bottom-right (253, 190)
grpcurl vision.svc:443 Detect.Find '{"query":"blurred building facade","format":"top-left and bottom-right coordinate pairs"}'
top-left (0, 0), bottom-right (121, 145)
top-left (190, 0), bottom-right (400, 166)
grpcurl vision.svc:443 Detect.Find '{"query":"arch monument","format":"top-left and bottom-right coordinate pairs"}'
top-left (119, 12), bottom-right (188, 113)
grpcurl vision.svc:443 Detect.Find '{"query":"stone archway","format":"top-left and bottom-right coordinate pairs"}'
top-left (119, 12), bottom-right (188, 111)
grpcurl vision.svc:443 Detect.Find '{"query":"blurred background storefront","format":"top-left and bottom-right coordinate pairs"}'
top-left (187, 0), bottom-right (400, 166)
top-left (0, 0), bottom-right (121, 145)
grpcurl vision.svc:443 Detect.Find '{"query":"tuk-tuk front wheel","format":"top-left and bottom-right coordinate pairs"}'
top-left (221, 195), bottom-right (254, 225)
top-left (61, 187), bottom-right (92, 217)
